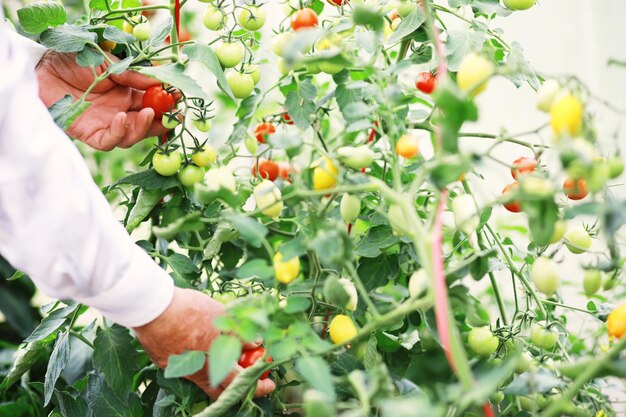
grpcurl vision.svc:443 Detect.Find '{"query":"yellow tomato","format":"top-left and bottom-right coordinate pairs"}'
top-left (607, 303), bottom-right (626, 339)
top-left (395, 134), bottom-right (419, 158)
top-left (99, 40), bottom-right (117, 52)
top-left (550, 94), bottom-right (584, 136)
top-left (329, 314), bottom-right (358, 345)
top-left (456, 53), bottom-right (494, 96)
top-left (273, 253), bottom-right (300, 284)
top-left (253, 180), bottom-right (283, 218)
top-left (312, 156), bottom-right (338, 190)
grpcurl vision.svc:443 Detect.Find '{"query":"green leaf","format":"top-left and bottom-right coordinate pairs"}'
top-left (0, 341), bottom-right (47, 391)
top-left (76, 47), bottom-right (104, 67)
top-left (137, 63), bottom-right (210, 101)
top-left (149, 15), bottom-right (172, 47)
top-left (357, 255), bottom-right (399, 291)
top-left (44, 331), bottom-right (70, 406)
top-left (92, 325), bottom-right (141, 397)
top-left (103, 26), bottom-right (134, 44)
top-left (284, 90), bottom-right (315, 130)
top-left (504, 368), bottom-right (563, 395)
top-left (87, 374), bottom-right (144, 417)
top-left (184, 44), bottom-right (233, 99)
top-left (296, 357), bottom-right (336, 401)
top-left (108, 56), bottom-right (133, 75)
top-left (352, 5), bottom-right (384, 31)
top-left (25, 302), bottom-right (79, 343)
top-left (505, 41), bottom-right (540, 89)
top-left (104, 170), bottom-right (179, 192)
top-left (429, 155), bottom-right (472, 190)
top-left (164, 351), bottom-right (206, 379)
top-left (40, 25), bottom-right (97, 52)
top-left (267, 131), bottom-right (303, 151)
top-left (308, 229), bottom-right (351, 267)
top-left (152, 211), bottom-right (203, 240)
top-left (226, 213), bottom-right (268, 248)
top-left (48, 95), bottom-right (91, 130)
top-left (283, 297), bottom-right (311, 314)
top-left (227, 92), bottom-right (264, 144)
top-left (167, 253), bottom-right (200, 275)
top-left (268, 339), bottom-right (298, 360)
top-left (209, 335), bottom-right (242, 387)
top-left (386, 7), bottom-right (425, 45)
top-left (236, 259), bottom-right (273, 280)
top-left (17, 1), bottom-right (66, 34)
top-left (125, 188), bottom-right (164, 233)
top-left (445, 30), bottom-right (484, 72)
top-left (525, 198), bottom-right (558, 247)
top-left (354, 226), bottom-right (398, 258)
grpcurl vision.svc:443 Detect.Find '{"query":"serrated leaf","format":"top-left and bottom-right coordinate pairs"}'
top-left (40, 25), bottom-right (97, 52)
top-left (354, 226), bottom-right (398, 258)
top-left (92, 325), bottom-right (141, 397)
top-left (226, 213), bottom-right (268, 248)
top-left (386, 7), bottom-right (425, 45)
top-left (283, 297), bottom-right (311, 314)
top-left (17, 2), bottom-right (66, 34)
top-left (48, 95), bottom-right (91, 130)
top-left (1, 342), bottom-right (47, 391)
top-left (87, 374), bottom-right (144, 417)
top-left (103, 25), bottom-right (134, 44)
top-left (295, 357), bottom-right (335, 401)
top-left (236, 259), bottom-right (273, 280)
top-left (445, 30), bottom-right (484, 72)
top-left (164, 351), bottom-right (206, 379)
top-left (357, 255), bottom-right (399, 291)
top-left (104, 170), bottom-right (179, 192)
top-left (149, 16), bottom-right (172, 47)
top-left (184, 44), bottom-right (233, 99)
top-left (44, 331), bottom-right (71, 405)
top-left (209, 335), bottom-right (241, 387)
top-left (125, 188), bottom-right (164, 233)
top-left (137, 63), bottom-right (210, 101)
top-left (108, 56), bottom-right (133, 75)
top-left (284, 90), bottom-right (315, 130)
top-left (167, 253), bottom-right (200, 275)
top-left (76, 47), bottom-right (104, 67)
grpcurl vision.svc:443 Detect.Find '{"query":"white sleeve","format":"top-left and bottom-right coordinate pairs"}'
top-left (4, 28), bottom-right (47, 66)
top-left (0, 21), bottom-right (175, 328)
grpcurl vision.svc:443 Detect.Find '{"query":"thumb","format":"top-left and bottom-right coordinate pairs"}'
top-left (241, 339), bottom-right (263, 350)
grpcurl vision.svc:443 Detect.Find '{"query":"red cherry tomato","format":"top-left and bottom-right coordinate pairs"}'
top-left (511, 157), bottom-right (538, 179)
top-left (327, 0), bottom-right (348, 5)
top-left (290, 8), bottom-right (318, 31)
top-left (283, 112), bottom-right (294, 125)
top-left (254, 122), bottom-right (276, 143)
top-left (253, 159), bottom-right (280, 181)
top-left (416, 72), bottom-right (436, 94)
top-left (142, 86), bottom-right (175, 119)
top-left (278, 161), bottom-right (292, 180)
top-left (238, 347), bottom-right (272, 379)
top-left (502, 182), bottom-right (522, 213)
top-left (563, 178), bottom-right (588, 200)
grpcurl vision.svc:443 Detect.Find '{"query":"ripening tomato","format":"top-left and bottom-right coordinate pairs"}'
top-left (215, 42), bottom-right (244, 68)
top-left (99, 40), bottom-right (117, 52)
top-left (312, 157), bottom-right (338, 190)
top-left (468, 327), bottom-right (499, 357)
top-left (191, 146), bottom-right (216, 167)
top-left (273, 252), bottom-right (300, 284)
top-left (253, 180), bottom-right (283, 217)
top-left (327, 0), bottom-right (347, 5)
top-left (254, 122), bottom-right (276, 143)
top-left (396, 134), bottom-right (419, 158)
top-left (238, 347), bottom-right (272, 379)
top-left (531, 257), bottom-right (560, 296)
top-left (142, 86), bottom-right (175, 119)
top-left (329, 315), bottom-right (358, 345)
top-left (253, 159), bottom-right (280, 181)
top-left (226, 72), bottom-right (255, 99)
top-left (550, 94), bottom-right (584, 136)
top-left (178, 165), bottom-right (205, 187)
top-left (283, 112), bottom-right (294, 125)
top-left (278, 161), bottom-right (292, 180)
top-left (237, 5), bottom-right (266, 31)
top-left (511, 156), bottom-right (538, 179)
top-left (291, 8), bottom-right (318, 31)
top-left (152, 151), bottom-right (181, 176)
top-left (502, 182), bottom-right (522, 213)
top-left (607, 303), bottom-right (626, 339)
top-left (415, 72), bottom-right (436, 94)
top-left (563, 178), bottom-right (588, 200)
top-left (457, 53), bottom-right (494, 96)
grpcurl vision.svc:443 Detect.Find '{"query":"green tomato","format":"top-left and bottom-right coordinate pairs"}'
top-left (162, 114), bottom-right (179, 129)
top-left (515, 351), bottom-right (534, 374)
top-left (191, 146), bottom-right (216, 167)
top-left (588, 163), bottom-right (610, 193)
top-left (244, 135), bottom-right (258, 154)
top-left (603, 274), bottom-right (618, 291)
top-left (468, 326), bottom-right (499, 357)
top-left (177, 165), bottom-right (205, 187)
top-left (203, 5), bottom-right (225, 30)
top-left (336, 145), bottom-right (376, 170)
top-left (503, 0), bottom-right (536, 10)
top-left (226, 71), bottom-right (255, 99)
top-left (340, 194), bottom-right (360, 223)
top-left (531, 256), bottom-right (560, 296)
top-left (133, 22), bottom-right (151, 42)
top-left (305, 60), bottom-right (321, 74)
top-left (609, 157), bottom-right (624, 179)
top-left (530, 323), bottom-right (557, 350)
top-left (192, 118), bottom-right (212, 132)
top-left (236, 5), bottom-right (266, 31)
top-left (408, 269), bottom-right (429, 300)
top-left (215, 42), bottom-right (244, 68)
top-left (490, 391), bottom-right (504, 405)
top-left (272, 32), bottom-right (292, 57)
top-left (457, 53), bottom-right (494, 96)
top-left (583, 269), bottom-right (603, 297)
top-left (549, 220), bottom-right (567, 244)
top-left (152, 151), bottom-right (181, 176)
top-left (318, 60), bottom-right (344, 75)
top-left (243, 63), bottom-right (261, 85)
top-left (395, 0), bottom-right (417, 17)
top-left (564, 226), bottom-right (592, 254)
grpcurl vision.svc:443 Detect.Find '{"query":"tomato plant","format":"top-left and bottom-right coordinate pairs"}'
top-left (5, 1), bottom-right (626, 417)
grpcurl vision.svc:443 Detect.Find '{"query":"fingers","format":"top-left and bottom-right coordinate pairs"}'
top-left (119, 108), bottom-right (157, 148)
top-left (242, 339), bottom-right (263, 350)
top-left (111, 70), bottom-right (160, 91)
top-left (253, 378), bottom-right (276, 398)
top-left (88, 112), bottom-right (128, 151)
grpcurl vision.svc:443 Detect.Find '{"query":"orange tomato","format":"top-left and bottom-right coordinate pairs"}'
top-left (291, 8), bottom-right (318, 31)
top-left (502, 182), bottom-right (522, 213)
top-left (395, 134), bottom-right (419, 158)
top-left (563, 178), bottom-right (588, 200)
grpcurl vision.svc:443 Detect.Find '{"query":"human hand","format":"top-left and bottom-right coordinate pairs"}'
top-left (36, 51), bottom-right (173, 150)
top-left (133, 288), bottom-right (276, 399)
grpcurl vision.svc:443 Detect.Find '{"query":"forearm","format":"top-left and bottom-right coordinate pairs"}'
top-left (0, 21), bottom-right (174, 328)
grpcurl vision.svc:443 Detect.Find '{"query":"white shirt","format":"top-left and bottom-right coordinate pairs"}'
top-left (0, 21), bottom-right (174, 328)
